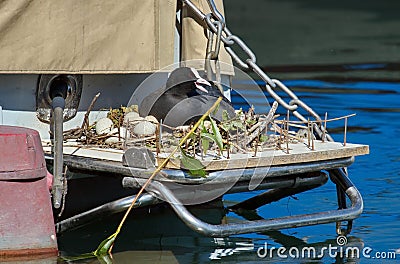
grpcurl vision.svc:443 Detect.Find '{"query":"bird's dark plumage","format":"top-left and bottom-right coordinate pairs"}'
top-left (139, 67), bottom-right (234, 127)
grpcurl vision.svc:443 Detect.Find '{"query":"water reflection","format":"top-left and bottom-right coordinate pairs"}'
top-left (55, 196), bottom-right (370, 263)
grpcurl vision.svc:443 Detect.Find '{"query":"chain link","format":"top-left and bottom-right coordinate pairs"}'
top-left (205, 17), bottom-right (223, 82)
top-left (265, 79), bottom-right (298, 111)
top-left (182, 0), bottom-right (333, 142)
top-left (205, 14), bottom-right (223, 60)
top-left (203, 8), bottom-right (275, 88)
top-left (246, 60), bottom-right (276, 89)
top-left (225, 41), bottom-right (254, 69)
top-left (205, 0), bottom-right (225, 28)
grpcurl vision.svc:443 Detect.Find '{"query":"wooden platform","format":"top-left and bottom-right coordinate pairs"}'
top-left (43, 140), bottom-right (369, 171)
top-left (157, 140), bottom-right (369, 171)
top-left (43, 143), bottom-right (124, 162)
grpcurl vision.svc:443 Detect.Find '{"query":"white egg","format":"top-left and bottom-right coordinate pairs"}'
top-left (145, 115), bottom-right (159, 124)
top-left (124, 112), bottom-right (141, 124)
top-left (109, 127), bottom-right (128, 138)
top-left (105, 136), bottom-right (122, 144)
top-left (95, 117), bottom-right (113, 135)
top-left (133, 121), bottom-right (157, 136)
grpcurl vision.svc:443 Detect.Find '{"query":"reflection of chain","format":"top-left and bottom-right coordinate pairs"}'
top-left (182, 0), bottom-right (332, 142)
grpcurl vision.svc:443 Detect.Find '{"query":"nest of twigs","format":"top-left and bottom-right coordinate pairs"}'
top-left (62, 94), bottom-right (310, 159)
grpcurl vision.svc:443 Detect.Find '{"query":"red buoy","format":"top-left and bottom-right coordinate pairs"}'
top-left (0, 126), bottom-right (58, 258)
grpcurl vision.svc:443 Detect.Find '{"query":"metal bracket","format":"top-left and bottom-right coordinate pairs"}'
top-left (330, 168), bottom-right (356, 236)
top-left (36, 74), bottom-right (82, 123)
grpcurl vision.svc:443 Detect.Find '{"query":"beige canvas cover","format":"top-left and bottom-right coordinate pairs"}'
top-left (0, 0), bottom-right (176, 73)
top-left (0, 0), bottom-right (232, 74)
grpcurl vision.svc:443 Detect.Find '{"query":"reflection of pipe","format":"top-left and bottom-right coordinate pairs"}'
top-left (52, 96), bottom-right (65, 208)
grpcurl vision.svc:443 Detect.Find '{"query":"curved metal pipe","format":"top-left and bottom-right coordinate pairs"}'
top-left (51, 96), bottom-right (65, 208)
top-left (55, 193), bottom-right (160, 234)
top-left (149, 176), bottom-right (363, 237)
top-left (123, 172), bottom-right (328, 195)
top-left (161, 157), bottom-right (355, 184)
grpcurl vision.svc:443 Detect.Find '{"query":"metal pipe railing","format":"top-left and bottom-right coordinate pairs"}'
top-left (55, 193), bottom-right (159, 234)
top-left (148, 174), bottom-right (363, 237)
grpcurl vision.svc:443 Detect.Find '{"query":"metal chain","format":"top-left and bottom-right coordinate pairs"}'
top-left (205, 16), bottom-right (222, 80)
top-left (183, 1), bottom-right (351, 236)
top-left (182, 0), bottom-right (332, 142)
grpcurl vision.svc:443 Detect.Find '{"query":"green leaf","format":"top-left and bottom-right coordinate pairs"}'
top-left (180, 148), bottom-right (206, 177)
top-left (230, 120), bottom-right (246, 131)
top-left (260, 134), bottom-right (268, 143)
top-left (201, 132), bottom-right (217, 142)
top-left (212, 100), bottom-right (221, 115)
top-left (209, 116), bottom-right (224, 152)
top-left (180, 148), bottom-right (203, 170)
top-left (200, 132), bottom-right (216, 155)
top-left (246, 118), bottom-right (257, 126)
top-left (222, 110), bottom-right (230, 121)
top-left (94, 233), bottom-right (117, 256)
top-left (201, 137), bottom-right (210, 155)
top-left (60, 252), bottom-right (96, 262)
top-left (200, 120), bottom-right (208, 133)
top-left (187, 167), bottom-right (207, 178)
top-left (97, 254), bottom-right (114, 264)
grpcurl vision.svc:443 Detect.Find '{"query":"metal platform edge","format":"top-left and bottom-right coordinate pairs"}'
top-left (45, 153), bottom-right (355, 184)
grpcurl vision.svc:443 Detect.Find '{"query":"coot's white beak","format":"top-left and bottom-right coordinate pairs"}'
top-left (195, 78), bottom-right (211, 93)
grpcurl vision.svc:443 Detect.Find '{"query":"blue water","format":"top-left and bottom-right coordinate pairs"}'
top-left (227, 77), bottom-right (400, 263)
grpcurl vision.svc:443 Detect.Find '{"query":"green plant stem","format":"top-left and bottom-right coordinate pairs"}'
top-left (102, 96), bottom-right (223, 255)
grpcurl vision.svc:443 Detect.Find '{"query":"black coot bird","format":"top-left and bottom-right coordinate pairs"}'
top-left (139, 67), bottom-right (235, 127)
